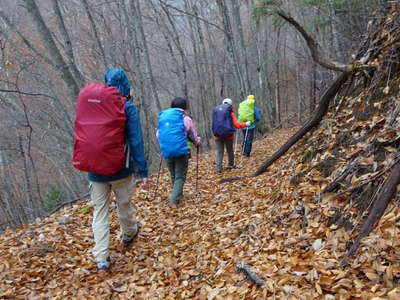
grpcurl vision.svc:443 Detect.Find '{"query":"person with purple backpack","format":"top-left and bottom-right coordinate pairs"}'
top-left (212, 98), bottom-right (250, 173)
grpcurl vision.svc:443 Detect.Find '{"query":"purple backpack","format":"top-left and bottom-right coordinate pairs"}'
top-left (212, 104), bottom-right (235, 138)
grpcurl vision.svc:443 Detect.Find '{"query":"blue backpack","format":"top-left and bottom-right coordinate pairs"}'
top-left (158, 108), bottom-right (189, 158)
top-left (212, 104), bottom-right (235, 138)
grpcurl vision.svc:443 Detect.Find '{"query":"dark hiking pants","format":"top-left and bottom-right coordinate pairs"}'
top-left (242, 128), bottom-right (255, 156)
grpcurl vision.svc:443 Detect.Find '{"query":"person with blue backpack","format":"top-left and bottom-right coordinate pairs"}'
top-left (238, 95), bottom-right (261, 157)
top-left (158, 97), bottom-right (201, 208)
top-left (212, 98), bottom-right (250, 173)
top-left (73, 68), bottom-right (149, 271)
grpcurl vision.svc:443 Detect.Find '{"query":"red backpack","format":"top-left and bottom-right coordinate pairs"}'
top-left (72, 83), bottom-right (126, 175)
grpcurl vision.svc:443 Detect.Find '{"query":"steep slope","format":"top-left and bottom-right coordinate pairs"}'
top-left (1, 125), bottom-right (400, 299)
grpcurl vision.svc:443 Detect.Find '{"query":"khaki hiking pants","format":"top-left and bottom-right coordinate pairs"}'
top-left (90, 175), bottom-right (137, 262)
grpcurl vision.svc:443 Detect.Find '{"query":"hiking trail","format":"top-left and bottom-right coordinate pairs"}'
top-left (1, 127), bottom-right (400, 299)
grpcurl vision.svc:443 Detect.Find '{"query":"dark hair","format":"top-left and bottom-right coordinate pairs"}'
top-left (171, 97), bottom-right (187, 110)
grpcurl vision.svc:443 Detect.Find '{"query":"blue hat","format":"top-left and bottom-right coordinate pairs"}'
top-left (104, 68), bottom-right (131, 97)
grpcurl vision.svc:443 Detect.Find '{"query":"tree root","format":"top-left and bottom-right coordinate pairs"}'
top-left (345, 158), bottom-right (400, 258)
top-left (322, 159), bottom-right (360, 193)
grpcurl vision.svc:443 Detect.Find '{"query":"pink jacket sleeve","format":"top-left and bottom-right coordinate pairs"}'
top-left (184, 115), bottom-right (201, 146)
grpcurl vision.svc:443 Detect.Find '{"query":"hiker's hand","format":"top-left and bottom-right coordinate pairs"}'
top-left (139, 178), bottom-right (149, 190)
top-left (195, 136), bottom-right (201, 147)
top-left (245, 121), bottom-right (251, 127)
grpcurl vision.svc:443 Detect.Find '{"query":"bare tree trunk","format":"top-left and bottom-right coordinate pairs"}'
top-left (310, 62), bottom-right (317, 114)
top-left (229, 0), bottom-right (251, 92)
top-left (185, 0), bottom-right (212, 144)
top-left (216, 0), bottom-right (246, 98)
top-left (149, 1), bottom-right (185, 96)
top-left (81, 0), bottom-right (108, 69)
top-left (130, 0), bottom-right (162, 112)
top-left (120, 0), bottom-right (158, 163)
top-left (296, 59), bottom-right (303, 124)
top-left (203, 8), bottom-right (220, 108)
top-left (327, 0), bottom-right (343, 61)
top-left (22, 0), bottom-right (80, 101)
top-left (49, 0), bottom-right (84, 87)
top-left (18, 136), bottom-right (36, 217)
top-left (158, 1), bottom-right (189, 99)
top-left (0, 10), bottom-right (53, 66)
top-left (275, 27), bottom-right (281, 127)
top-left (255, 17), bottom-right (274, 123)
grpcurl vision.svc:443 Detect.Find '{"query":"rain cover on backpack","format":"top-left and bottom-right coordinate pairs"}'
top-left (212, 104), bottom-right (235, 138)
top-left (238, 97), bottom-right (255, 123)
top-left (73, 83), bottom-right (126, 175)
top-left (158, 108), bottom-right (189, 158)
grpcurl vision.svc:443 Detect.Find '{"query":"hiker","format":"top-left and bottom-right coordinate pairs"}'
top-left (73, 68), bottom-right (149, 271)
top-left (238, 94), bottom-right (261, 157)
top-left (157, 97), bottom-right (201, 208)
top-left (212, 98), bottom-right (250, 173)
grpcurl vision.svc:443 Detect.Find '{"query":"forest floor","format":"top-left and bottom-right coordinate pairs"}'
top-left (1, 127), bottom-right (400, 299)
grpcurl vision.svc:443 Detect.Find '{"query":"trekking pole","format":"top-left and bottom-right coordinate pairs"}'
top-left (238, 127), bottom-right (249, 168)
top-left (233, 129), bottom-right (238, 156)
top-left (152, 155), bottom-right (163, 201)
top-left (196, 146), bottom-right (200, 197)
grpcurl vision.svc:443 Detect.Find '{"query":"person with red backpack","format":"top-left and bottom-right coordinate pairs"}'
top-left (73, 68), bottom-right (149, 271)
top-left (158, 97), bottom-right (201, 208)
top-left (212, 98), bottom-right (250, 173)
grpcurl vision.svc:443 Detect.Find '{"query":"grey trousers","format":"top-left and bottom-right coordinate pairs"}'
top-left (215, 139), bottom-right (234, 172)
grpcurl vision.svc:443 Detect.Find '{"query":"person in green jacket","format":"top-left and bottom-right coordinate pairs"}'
top-left (238, 95), bottom-right (261, 157)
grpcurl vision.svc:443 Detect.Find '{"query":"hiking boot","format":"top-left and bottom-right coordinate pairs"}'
top-left (97, 257), bottom-right (111, 271)
top-left (228, 164), bottom-right (236, 169)
top-left (122, 223), bottom-right (140, 247)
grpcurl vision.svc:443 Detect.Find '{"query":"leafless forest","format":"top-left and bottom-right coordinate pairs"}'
top-left (0, 0), bottom-right (385, 229)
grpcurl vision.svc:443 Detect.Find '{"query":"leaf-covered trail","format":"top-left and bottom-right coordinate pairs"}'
top-left (1, 127), bottom-right (400, 299)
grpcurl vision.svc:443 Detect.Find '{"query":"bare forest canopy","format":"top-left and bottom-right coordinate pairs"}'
top-left (0, 0), bottom-right (386, 229)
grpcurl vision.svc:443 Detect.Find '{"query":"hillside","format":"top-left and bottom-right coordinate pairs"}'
top-left (1, 122), bottom-right (400, 298)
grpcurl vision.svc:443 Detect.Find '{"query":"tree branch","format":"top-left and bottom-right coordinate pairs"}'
top-left (0, 88), bottom-right (54, 98)
top-left (0, 9), bottom-right (53, 66)
top-left (157, 0), bottom-right (227, 34)
top-left (276, 11), bottom-right (353, 73)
